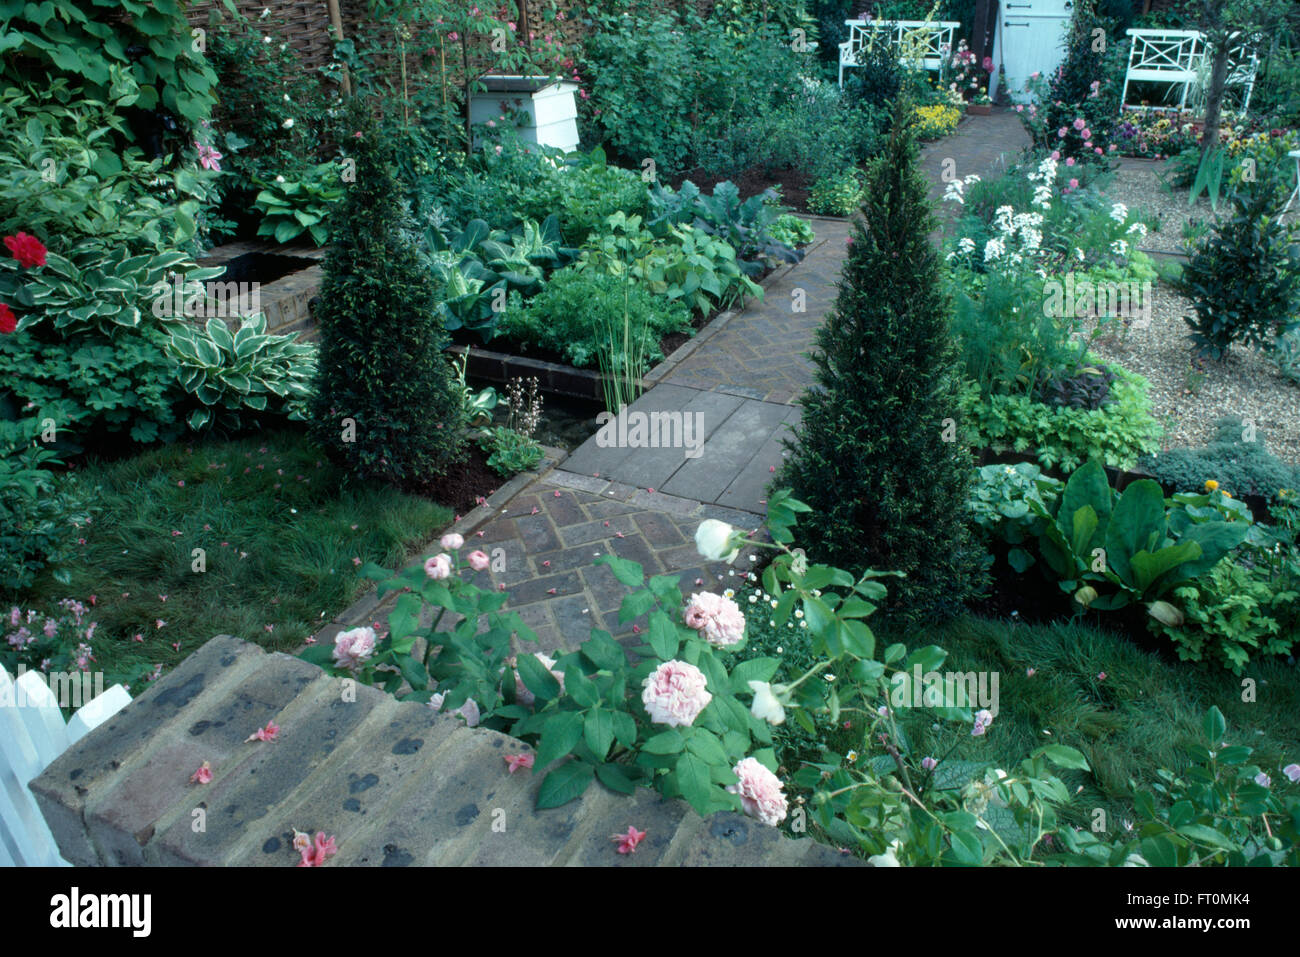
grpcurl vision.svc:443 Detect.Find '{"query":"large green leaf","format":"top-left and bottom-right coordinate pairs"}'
top-left (1104, 479), bottom-right (1167, 586)
top-left (536, 761), bottom-right (594, 809)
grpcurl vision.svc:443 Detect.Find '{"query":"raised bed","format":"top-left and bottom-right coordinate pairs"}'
top-left (196, 241), bottom-right (324, 337)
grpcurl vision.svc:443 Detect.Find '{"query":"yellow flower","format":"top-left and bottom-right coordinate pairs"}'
top-left (1205, 479), bottom-right (1219, 491)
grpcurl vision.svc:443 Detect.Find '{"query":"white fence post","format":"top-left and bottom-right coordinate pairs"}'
top-left (0, 663), bottom-right (132, 867)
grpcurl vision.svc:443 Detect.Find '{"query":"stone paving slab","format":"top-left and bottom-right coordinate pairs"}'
top-left (32, 635), bottom-right (864, 867)
top-left (561, 386), bottom-right (798, 514)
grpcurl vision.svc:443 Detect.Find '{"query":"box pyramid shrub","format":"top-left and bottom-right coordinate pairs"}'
top-left (781, 97), bottom-right (981, 626)
top-left (309, 105), bottom-right (465, 485)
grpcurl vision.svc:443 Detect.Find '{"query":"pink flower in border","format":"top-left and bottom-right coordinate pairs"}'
top-left (1283, 763), bottom-right (1300, 783)
top-left (332, 625), bottom-right (376, 672)
top-left (612, 825), bottom-right (646, 854)
top-left (196, 142), bottom-right (223, 171)
top-left (1255, 772), bottom-right (1271, 788)
top-left (440, 532), bottom-right (464, 550)
top-left (972, 708), bottom-right (994, 736)
top-left (1057, 127), bottom-right (1068, 138)
top-left (641, 660), bottom-right (711, 728)
top-left (921, 756), bottom-right (938, 771)
top-left (467, 549), bottom-right (490, 571)
top-left (191, 761), bottom-right (213, 784)
top-left (504, 753), bottom-right (534, 774)
top-left (1068, 177), bottom-right (1080, 189)
top-left (1073, 117), bottom-right (1086, 130)
top-left (424, 553), bottom-right (452, 579)
top-left (727, 757), bottom-right (788, 826)
top-left (247, 720), bottom-right (280, 743)
top-left (682, 592), bottom-right (746, 648)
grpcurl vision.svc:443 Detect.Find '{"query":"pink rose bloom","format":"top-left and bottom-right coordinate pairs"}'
top-left (682, 592), bottom-right (746, 648)
top-left (424, 553), bottom-right (452, 579)
top-left (727, 757), bottom-right (788, 826)
top-left (1073, 117), bottom-right (1086, 130)
top-left (429, 692), bottom-right (481, 727)
top-left (1095, 147), bottom-right (1104, 154)
top-left (1014, 104), bottom-right (1023, 112)
top-left (641, 660), bottom-right (711, 727)
top-left (1081, 129), bottom-right (1091, 140)
top-left (332, 626), bottom-right (376, 671)
top-left (1065, 157), bottom-right (1075, 166)
top-left (1283, 763), bottom-right (1300, 783)
top-left (1068, 177), bottom-right (1079, 189)
top-left (467, 549), bottom-right (490, 571)
top-left (1051, 150), bottom-right (1061, 160)
top-left (510, 653), bottom-right (566, 707)
top-left (1057, 127), bottom-right (1067, 138)
top-left (440, 532), bottom-right (464, 550)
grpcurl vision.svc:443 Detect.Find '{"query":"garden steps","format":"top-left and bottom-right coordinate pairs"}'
top-left (29, 635), bottom-right (861, 868)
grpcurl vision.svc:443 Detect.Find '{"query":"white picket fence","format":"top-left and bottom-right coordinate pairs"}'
top-left (0, 664), bottom-right (131, 866)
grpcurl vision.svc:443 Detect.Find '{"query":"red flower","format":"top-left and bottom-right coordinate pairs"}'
top-left (0, 302), bottom-right (15, 334)
top-left (4, 232), bottom-right (46, 269)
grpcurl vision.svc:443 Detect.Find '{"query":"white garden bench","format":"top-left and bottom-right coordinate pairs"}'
top-left (1120, 28), bottom-right (1259, 114)
top-left (1, 663), bottom-right (131, 865)
top-left (838, 19), bottom-right (960, 87)
top-left (1284, 149), bottom-right (1300, 214)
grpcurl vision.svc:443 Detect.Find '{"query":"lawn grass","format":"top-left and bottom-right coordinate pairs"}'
top-left (884, 615), bottom-right (1300, 832)
top-left (4, 428), bottom-right (452, 690)
top-left (739, 598), bottom-right (1300, 840)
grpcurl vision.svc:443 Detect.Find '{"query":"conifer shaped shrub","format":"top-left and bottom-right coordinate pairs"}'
top-left (780, 98), bottom-right (980, 626)
top-left (309, 106), bottom-right (465, 485)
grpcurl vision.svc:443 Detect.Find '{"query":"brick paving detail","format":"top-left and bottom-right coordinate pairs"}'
top-left (471, 470), bottom-right (764, 654)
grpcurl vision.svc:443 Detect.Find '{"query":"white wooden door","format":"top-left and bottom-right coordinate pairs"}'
top-left (990, 0), bottom-right (1073, 102)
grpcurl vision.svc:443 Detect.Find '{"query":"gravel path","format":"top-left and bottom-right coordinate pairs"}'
top-left (1075, 159), bottom-right (1300, 467)
top-left (1102, 157), bottom-right (1222, 255)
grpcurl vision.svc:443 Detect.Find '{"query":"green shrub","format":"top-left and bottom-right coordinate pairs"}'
top-left (1154, 557), bottom-right (1299, 673)
top-left (1179, 186), bottom-right (1300, 359)
top-left (1139, 416), bottom-right (1300, 500)
top-left (0, 418), bottom-right (94, 591)
top-left (781, 101), bottom-right (982, 626)
top-left (960, 367), bottom-right (1161, 472)
top-left (499, 268), bottom-right (692, 371)
top-left (769, 214), bottom-right (816, 248)
top-left (576, 213), bottom-right (761, 316)
top-left (309, 108), bottom-right (465, 485)
top-left (0, 325), bottom-right (183, 446)
top-left (808, 168), bottom-right (865, 216)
